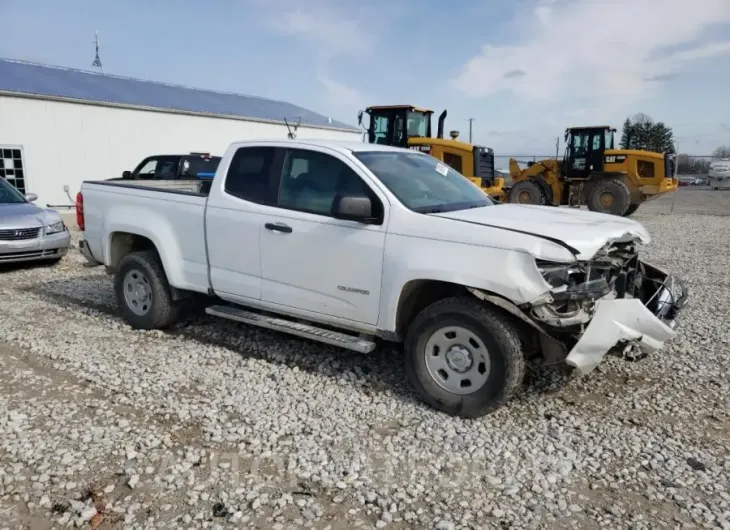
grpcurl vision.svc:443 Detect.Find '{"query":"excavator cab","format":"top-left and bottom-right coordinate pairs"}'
top-left (563, 126), bottom-right (616, 180)
top-left (359, 105), bottom-right (435, 147)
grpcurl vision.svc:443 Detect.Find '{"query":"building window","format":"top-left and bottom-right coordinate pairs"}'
top-left (0, 146), bottom-right (26, 195)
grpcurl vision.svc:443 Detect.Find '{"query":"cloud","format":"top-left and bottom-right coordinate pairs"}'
top-left (258, 0), bottom-right (375, 114)
top-left (453, 0), bottom-right (730, 105)
top-left (503, 69), bottom-right (526, 79)
top-left (266, 5), bottom-right (373, 59)
top-left (644, 73), bottom-right (679, 82)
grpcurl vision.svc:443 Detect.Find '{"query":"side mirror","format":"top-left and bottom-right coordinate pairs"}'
top-left (122, 170), bottom-right (132, 179)
top-left (357, 110), bottom-right (363, 126)
top-left (332, 195), bottom-right (373, 223)
top-left (25, 193), bottom-right (38, 202)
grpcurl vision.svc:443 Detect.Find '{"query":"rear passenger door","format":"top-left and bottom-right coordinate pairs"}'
top-left (205, 146), bottom-right (280, 302)
top-left (258, 147), bottom-right (388, 326)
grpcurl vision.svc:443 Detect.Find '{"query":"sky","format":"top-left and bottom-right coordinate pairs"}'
top-left (1, 0), bottom-right (730, 155)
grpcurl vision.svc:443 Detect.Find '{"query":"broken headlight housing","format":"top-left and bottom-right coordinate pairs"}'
top-left (534, 259), bottom-right (612, 302)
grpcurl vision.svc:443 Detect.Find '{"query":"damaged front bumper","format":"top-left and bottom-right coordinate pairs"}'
top-left (565, 264), bottom-right (688, 375)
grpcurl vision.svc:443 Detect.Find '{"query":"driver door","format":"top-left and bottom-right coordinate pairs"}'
top-left (258, 147), bottom-right (388, 325)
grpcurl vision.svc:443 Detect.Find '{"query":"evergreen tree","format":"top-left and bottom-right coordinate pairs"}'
top-left (619, 114), bottom-right (675, 153)
top-left (620, 118), bottom-right (633, 149)
top-left (654, 122), bottom-right (675, 154)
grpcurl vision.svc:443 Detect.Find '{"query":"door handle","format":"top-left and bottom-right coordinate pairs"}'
top-left (265, 222), bottom-right (293, 233)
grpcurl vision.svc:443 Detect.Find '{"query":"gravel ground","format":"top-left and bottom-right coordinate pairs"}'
top-left (1, 191), bottom-right (729, 530)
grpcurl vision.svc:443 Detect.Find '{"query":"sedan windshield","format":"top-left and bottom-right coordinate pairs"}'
top-left (354, 150), bottom-right (493, 213)
top-left (0, 178), bottom-right (27, 204)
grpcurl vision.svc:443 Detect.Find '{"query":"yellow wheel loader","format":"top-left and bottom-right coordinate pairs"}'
top-left (358, 105), bottom-right (506, 199)
top-left (506, 126), bottom-right (678, 216)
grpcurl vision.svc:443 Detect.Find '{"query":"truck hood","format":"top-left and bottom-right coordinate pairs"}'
top-left (431, 204), bottom-right (650, 260)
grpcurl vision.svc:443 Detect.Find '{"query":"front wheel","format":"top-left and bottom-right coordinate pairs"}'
top-left (622, 203), bottom-right (640, 216)
top-left (404, 297), bottom-right (525, 418)
top-left (507, 179), bottom-right (546, 205)
top-left (586, 178), bottom-right (631, 215)
top-left (114, 250), bottom-right (180, 330)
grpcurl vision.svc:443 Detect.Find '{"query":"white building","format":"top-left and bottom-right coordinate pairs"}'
top-left (0, 58), bottom-right (363, 208)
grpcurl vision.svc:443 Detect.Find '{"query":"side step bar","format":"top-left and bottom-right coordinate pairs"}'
top-left (205, 305), bottom-right (377, 354)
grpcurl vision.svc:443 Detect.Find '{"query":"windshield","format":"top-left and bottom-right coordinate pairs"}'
top-left (182, 156), bottom-right (221, 178)
top-left (354, 151), bottom-right (493, 213)
top-left (0, 178), bottom-right (27, 204)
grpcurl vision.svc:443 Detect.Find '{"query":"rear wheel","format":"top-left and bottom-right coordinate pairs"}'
top-left (586, 178), bottom-right (631, 215)
top-left (622, 203), bottom-right (640, 216)
top-left (404, 297), bottom-right (525, 418)
top-left (507, 179), bottom-right (546, 205)
top-left (114, 250), bottom-right (180, 330)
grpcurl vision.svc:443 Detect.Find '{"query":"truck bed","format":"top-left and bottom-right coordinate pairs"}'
top-left (80, 179), bottom-right (210, 293)
top-left (100, 178), bottom-right (211, 196)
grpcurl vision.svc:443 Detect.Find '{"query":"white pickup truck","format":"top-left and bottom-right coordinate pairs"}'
top-left (77, 139), bottom-right (687, 417)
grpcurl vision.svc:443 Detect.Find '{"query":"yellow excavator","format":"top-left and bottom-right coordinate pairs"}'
top-left (358, 105), bottom-right (506, 198)
top-left (506, 126), bottom-right (679, 216)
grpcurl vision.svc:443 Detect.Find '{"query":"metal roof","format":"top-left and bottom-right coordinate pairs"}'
top-left (0, 58), bottom-right (359, 132)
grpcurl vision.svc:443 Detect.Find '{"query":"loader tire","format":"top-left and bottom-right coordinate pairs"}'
top-left (507, 179), bottom-right (546, 205)
top-left (622, 203), bottom-right (640, 217)
top-left (404, 296), bottom-right (525, 418)
top-left (114, 250), bottom-right (180, 330)
top-left (586, 178), bottom-right (631, 216)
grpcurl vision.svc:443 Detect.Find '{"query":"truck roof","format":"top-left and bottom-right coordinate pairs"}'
top-left (227, 138), bottom-right (412, 155)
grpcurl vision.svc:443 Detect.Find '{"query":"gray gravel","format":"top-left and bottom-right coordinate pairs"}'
top-left (1, 192), bottom-right (729, 529)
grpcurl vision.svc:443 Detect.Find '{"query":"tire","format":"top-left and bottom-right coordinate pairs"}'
top-left (404, 296), bottom-right (525, 418)
top-left (114, 250), bottom-right (180, 330)
top-left (622, 203), bottom-right (640, 217)
top-left (586, 178), bottom-right (631, 215)
top-left (507, 179), bottom-right (546, 205)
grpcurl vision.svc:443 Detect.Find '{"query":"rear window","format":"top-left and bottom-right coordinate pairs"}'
top-left (182, 156), bottom-right (221, 178)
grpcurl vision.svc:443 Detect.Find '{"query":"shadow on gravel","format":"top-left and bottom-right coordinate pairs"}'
top-left (23, 275), bottom-right (572, 412)
top-left (0, 260), bottom-right (63, 274)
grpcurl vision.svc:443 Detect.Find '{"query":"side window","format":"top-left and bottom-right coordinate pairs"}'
top-left (224, 147), bottom-right (277, 204)
top-left (154, 157), bottom-right (179, 179)
top-left (373, 116), bottom-right (389, 144)
top-left (591, 133), bottom-right (601, 151)
top-left (443, 152), bottom-right (463, 174)
top-left (134, 158), bottom-right (159, 177)
top-left (278, 149), bottom-right (375, 217)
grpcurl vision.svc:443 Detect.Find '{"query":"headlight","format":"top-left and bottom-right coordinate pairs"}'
top-left (535, 259), bottom-right (611, 301)
top-left (535, 259), bottom-right (578, 288)
top-left (45, 221), bottom-right (66, 235)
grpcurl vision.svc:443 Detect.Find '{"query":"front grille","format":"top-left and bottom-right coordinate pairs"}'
top-left (0, 227), bottom-right (41, 241)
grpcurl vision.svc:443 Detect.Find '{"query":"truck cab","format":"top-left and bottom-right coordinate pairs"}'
top-left (119, 152), bottom-right (221, 181)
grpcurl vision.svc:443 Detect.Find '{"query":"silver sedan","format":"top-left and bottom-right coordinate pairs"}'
top-left (0, 179), bottom-right (71, 265)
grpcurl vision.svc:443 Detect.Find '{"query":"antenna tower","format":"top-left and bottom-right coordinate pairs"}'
top-left (92, 31), bottom-right (104, 74)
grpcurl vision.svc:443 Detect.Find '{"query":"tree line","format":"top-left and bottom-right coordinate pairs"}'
top-left (617, 113), bottom-right (728, 174)
top-left (619, 113), bottom-right (675, 154)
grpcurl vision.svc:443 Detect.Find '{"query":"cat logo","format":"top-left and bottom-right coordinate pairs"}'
top-left (605, 155), bottom-right (627, 164)
top-left (409, 145), bottom-right (431, 153)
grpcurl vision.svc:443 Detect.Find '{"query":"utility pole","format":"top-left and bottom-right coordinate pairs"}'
top-left (467, 118), bottom-right (475, 143)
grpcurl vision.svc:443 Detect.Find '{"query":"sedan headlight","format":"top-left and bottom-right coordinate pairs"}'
top-left (45, 221), bottom-right (66, 235)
